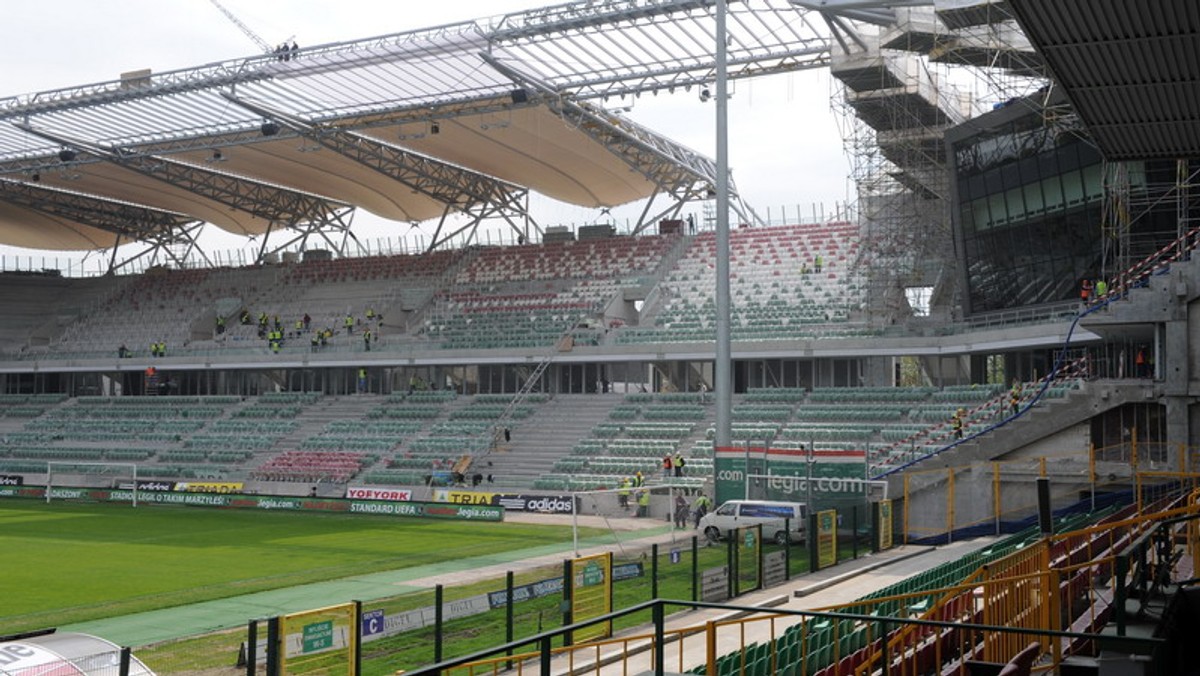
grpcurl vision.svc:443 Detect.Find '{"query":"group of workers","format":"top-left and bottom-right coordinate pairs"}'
top-left (1080, 277), bottom-right (1110, 306)
top-left (661, 452), bottom-right (687, 477)
top-left (219, 306), bottom-right (382, 353)
top-left (950, 378), bottom-right (1028, 440)
top-left (616, 472), bottom-right (713, 528)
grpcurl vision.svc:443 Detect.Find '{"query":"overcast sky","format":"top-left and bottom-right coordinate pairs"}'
top-left (0, 0), bottom-right (852, 265)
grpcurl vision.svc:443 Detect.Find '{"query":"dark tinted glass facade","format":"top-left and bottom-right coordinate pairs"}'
top-left (950, 105), bottom-right (1104, 313)
top-left (949, 97), bottom-right (1195, 316)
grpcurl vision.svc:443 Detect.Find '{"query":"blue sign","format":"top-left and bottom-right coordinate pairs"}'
top-left (361, 609), bottom-right (385, 637)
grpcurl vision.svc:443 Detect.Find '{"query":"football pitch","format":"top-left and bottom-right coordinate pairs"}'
top-left (1, 499), bottom-right (592, 638)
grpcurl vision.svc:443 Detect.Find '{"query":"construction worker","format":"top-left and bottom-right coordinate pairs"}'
top-left (618, 478), bottom-right (631, 511)
top-left (636, 489), bottom-right (650, 518)
top-left (951, 408), bottom-right (965, 440)
top-left (1009, 379), bottom-right (1023, 416)
top-left (692, 493), bottom-right (712, 528)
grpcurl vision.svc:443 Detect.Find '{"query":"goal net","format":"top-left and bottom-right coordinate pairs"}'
top-left (570, 483), bottom-right (690, 554)
top-left (46, 462), bottom-right (139, 505)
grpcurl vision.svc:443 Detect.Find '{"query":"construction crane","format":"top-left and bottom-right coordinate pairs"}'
top-left (208, 0), bottom-right (278, 55)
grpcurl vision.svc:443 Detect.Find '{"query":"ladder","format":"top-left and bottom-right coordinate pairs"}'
top-left (480, 315), bottom-right (588, 463)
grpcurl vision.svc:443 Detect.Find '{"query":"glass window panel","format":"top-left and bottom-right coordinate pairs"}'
top-left (988, 192), bottom-right (1009, 226)
top-left (1037, 151), bottom-right (1060, 177)
top-left (1077, 142), bottom-right (1102, 166)
top-left (1000, 163), bottom-right (1022, 190)
top-left (967, 174), bottom-right (987, 200)
top-left (1042, 175), bottom-right (1065, 212)
top-left (1005, 187), bottom-right (1026, 223)
top-left (1023, 181), bottom-right (1045, 215)
top-left (1082, 163), bottom-right (1103, 201)
top-left (1017, 156), bottom-right (1041, 185)
top-left (959, 203), bottom-right (976, 234)
top-left (972, 198), bottom-right (991, 231)
top-left (1057, 142), bottom-right (1080, 171)
top-left (1128, 161), bottom-right (1147, 189)
top-left (1062, 170), bottom-right (1086, 206)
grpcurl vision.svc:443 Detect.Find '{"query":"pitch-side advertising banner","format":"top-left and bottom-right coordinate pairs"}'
top-left (433, 489), bottom-right (577, 514)
top-left (345, 487), bottom-right (412, 501)
top-left (0, 487), bottom-right (502, 521)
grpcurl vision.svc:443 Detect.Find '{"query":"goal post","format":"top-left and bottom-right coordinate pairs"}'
top-left (45, 462), bottom-right (139, 506)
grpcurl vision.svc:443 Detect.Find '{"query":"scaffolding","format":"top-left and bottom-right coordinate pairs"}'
top-left (822, 2), bottom-right (1049, 325)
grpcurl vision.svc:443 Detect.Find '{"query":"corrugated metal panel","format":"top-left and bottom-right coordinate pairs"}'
top-left (1008, 0), bottom-right (1200, 160)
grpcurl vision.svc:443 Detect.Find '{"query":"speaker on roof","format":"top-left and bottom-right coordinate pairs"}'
top-left (58, 148), bottom-right (78, 162)
top-left (261, 121), bottom-right (281, 137)
top-left (510, 88), bottom-right (529, 104)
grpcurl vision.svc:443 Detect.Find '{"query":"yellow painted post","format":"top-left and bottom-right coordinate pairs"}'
top-left (1191, 514), bottom-right (1200, 580)
top-left (706, 620), bottom-right (717, 676)
top-left (1039, 456), bottom-right (1047, 477)
top-left (1048, 569), bottom-right (1063, 666)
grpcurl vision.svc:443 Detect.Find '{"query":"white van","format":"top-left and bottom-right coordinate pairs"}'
top-left (698, 500), bottom-right (808, 545)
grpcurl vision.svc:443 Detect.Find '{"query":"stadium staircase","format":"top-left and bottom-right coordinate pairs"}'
top-left (485, 394), bottom-right (620, 488)
top-left (937, 381), bottom-right (1148, 465)
top-left (268, 394), bottom-right (374, 451)
top-left (632, 233), bottom-right (695, 326)
top-left (1082, 238), bottom-right (1200, 328)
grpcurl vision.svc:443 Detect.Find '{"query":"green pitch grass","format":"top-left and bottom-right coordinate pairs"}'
top-left (0, 500), bottom-right (589, 637)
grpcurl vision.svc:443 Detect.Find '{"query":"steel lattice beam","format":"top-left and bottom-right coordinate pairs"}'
top-left (14, 123), bottom-right (350, 226)
top-left (0, 178), bottom-right (199, 241)
top-left (223, 94), bottom-right (532, 220)
top-left (482, 54), bottom-right (760, 230)
top-left (0, 0), bottom-right (832, 250)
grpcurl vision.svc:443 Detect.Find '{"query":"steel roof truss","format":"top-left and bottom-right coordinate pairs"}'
top-left (226, 95), bottom-right (532, 223)
top-left (0, 178), bottom-right (198, 243)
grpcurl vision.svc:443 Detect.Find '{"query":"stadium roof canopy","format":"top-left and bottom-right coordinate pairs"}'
top-left (1008, 0), bottom-right (1200, 161)
top-left (0, 0), bottom-right (830, 259)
